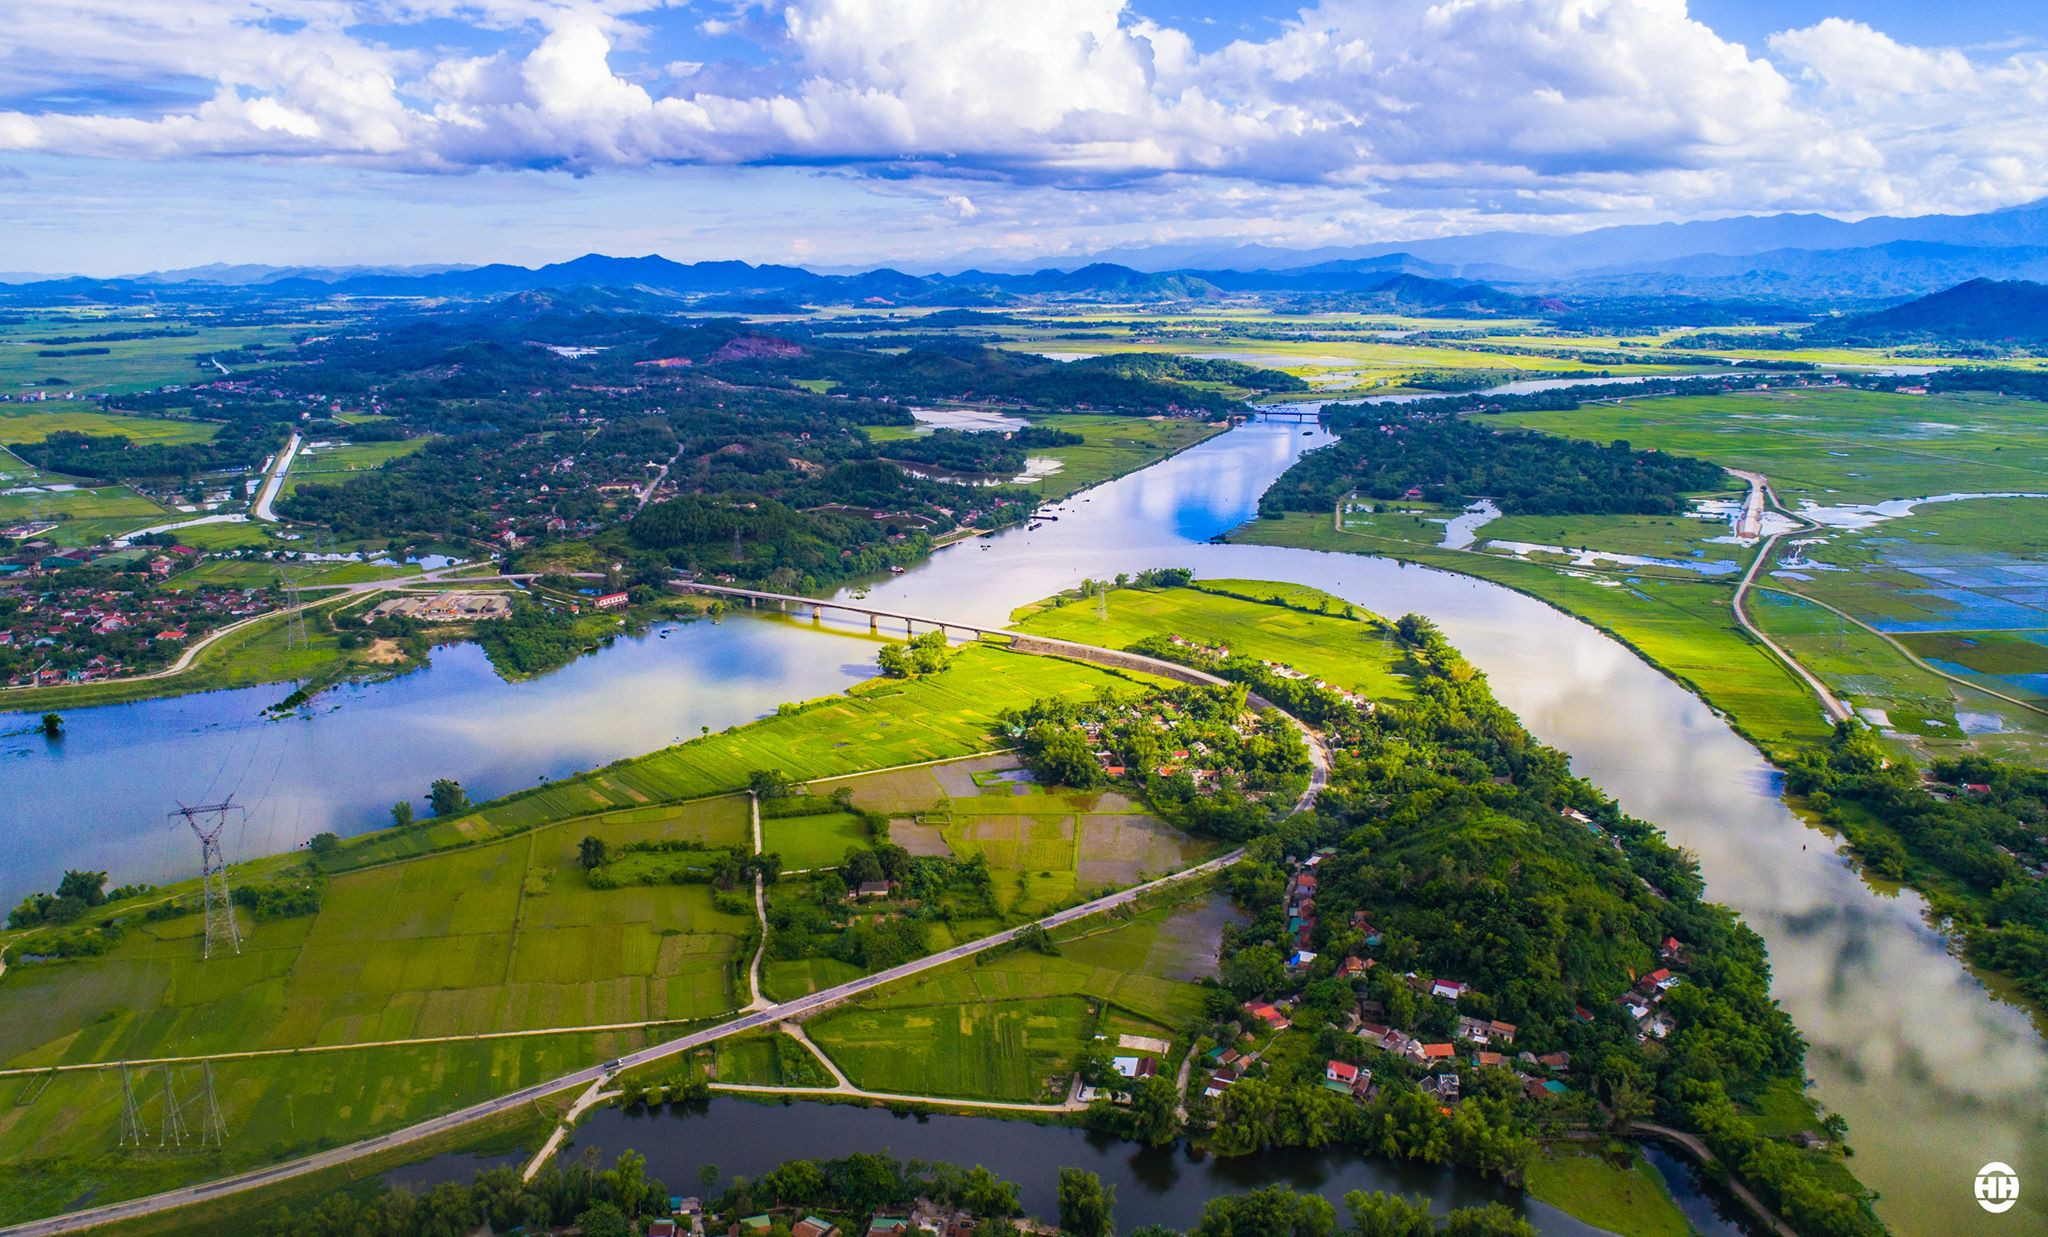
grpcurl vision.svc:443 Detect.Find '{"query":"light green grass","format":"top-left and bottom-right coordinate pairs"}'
top-left (1495, 389), bottom-right (2048, 507)
top-left (763, 810), bottom-right (873, 870)
top-left (325, 642), bottom-right (1163, 870)
top-left (1236, 513), bottom-right (1835, 755)
top-left (0, 402), bottom-right (219, 445)
top-left (0, 315), bottom-right (316, 395)
top-left (806, 893), bottom-right (1213, 1101)
top-left (280, 438), bottom-right (425, 496)
top-left (1012, 576), bottom-right (1415, 704)
top-left (1524, 1147), bottom-right (1693, 1237)
top-left (0, 796), bottom-right (752, 1075)
top-left (808, 995), bottom-right (1093, 1102)
top-left (0, 1031), bottom-right (616, 1228)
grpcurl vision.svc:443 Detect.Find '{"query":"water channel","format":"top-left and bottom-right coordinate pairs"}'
top-left (389, 1098), bottom-right (1746, 1237)
top-left (7, 418), bottom-right (2045, 1233)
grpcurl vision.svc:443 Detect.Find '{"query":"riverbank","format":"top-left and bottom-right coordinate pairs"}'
top-left (1232, 511), bottom-right (1834, 757)
top-left (1234, 509), bottom-right (2048, 1033)
top-left (8, 418), bottom-right (2043, 1234)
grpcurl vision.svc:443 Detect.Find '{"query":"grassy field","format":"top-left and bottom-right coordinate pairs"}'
top-left (762, 809), bottom-right (873, 870)
top-left (988, 332), bottom-right (1686, 399)
top-left (0, 401), bottom-right (220, 445)
top-left (0, 795), bottom-right (753, 1073)
top-left (1476, 387), bottom-right (2048, 756)
top-left (321, 642), bottom-right (1163, 871)
top-left (805, 891), bottom-right (1213, 1101)
top-left (1494, 388), bottom-right (2048, 507)
top-left (0, 315), bottom-right (313, 395)
top-left (1025, 414), bottom-right (1227, 499)
top-left (802, 752), bottom-right (1214, 924)
top-left (0, 1031), bottom-right (612, 1228)
top-left (714, 1031), bottom-right (837, 1088)
top-left (279, 437), bottom-right (426, 497)
top-left (0, 444), bottom-right (172, 544)
top-left (1524, 1147), bottom-right (1693, 1237)
top-left (868, 411), bottom-right (1223, 501)
top-left (1236, 512), bottom-right (1837, 755)
top-left (1012, 576), bottom-right (1418, 703)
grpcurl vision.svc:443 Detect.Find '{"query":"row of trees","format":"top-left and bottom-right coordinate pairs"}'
top-left (1258, 410), bottom-right (1726, 519)
top-left (1784, 723), bottom-right (2048, 1010)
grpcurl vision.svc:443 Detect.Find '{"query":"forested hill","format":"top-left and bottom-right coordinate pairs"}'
top-left (1257, 410), bottom-right (1727, 518)
top-left (1818, 278), bottom-right (2048, 348)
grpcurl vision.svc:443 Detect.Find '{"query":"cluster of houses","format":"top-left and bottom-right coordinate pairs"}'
top-left (1356, 992), bottom-right (1574, 1106)
top-left (1283, 853), bottom-right (1331, 966)
top-left (1078, 1034), bottom-right (1173, 1104)
top-left (1256, 659), bottom-right (1377, 712)
top-left (1061, 694), bottom-right (1267, 791)
top-left (724, 1197), bottom-right (988, 1237)
top-left (0, 571), bottom-right (269, 686)
top-left (1615, 936), bottom-right (1689, 1041)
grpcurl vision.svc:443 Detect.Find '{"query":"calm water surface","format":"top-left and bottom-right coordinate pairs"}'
top-left (7, 419), bottom-right (2044, 1233)
top-left (388, 1098), bottom-right (1753, 1237)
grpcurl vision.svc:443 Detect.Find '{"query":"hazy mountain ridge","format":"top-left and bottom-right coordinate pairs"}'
top-left (1817, 278), bottom-right (2048, 348)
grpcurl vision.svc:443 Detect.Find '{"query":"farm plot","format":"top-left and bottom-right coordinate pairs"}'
top-left (0, 1030), bottom-right (638, 1229)
top-left (806, 995), bottom-right (1092, 1102)
top-left (0, 796), bottom-right (753, 1074)
top-left (801, 895), bottom-right (1213, 1101)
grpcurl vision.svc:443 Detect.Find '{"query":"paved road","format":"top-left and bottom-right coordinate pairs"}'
top-left (0, 843), bottom-right (1256, 1237)
top-left (0, 615), bottom-right (1330, 1236)
top-left (1727, 469), bottom-right (1853, 725)
top-left (251, 432), bottom-right (303, 522)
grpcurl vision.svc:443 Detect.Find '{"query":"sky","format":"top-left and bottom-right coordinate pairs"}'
top-left (3, 0), bottom-right (2047, 275)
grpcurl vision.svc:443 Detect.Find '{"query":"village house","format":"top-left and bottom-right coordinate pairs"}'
top-left (792, 1217), bottom-right (839, 1237)
top-left (1245, 1001), bottom-right (1291, 1031)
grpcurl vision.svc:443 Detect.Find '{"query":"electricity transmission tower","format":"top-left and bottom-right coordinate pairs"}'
top-left (194, 1062), bottom-right (228, 1151)
top-left (158, 1066), bottom-right (188, 1149)
top-left (169, 799), bottom-right (244, 958)
top-left (117, 1066), bottom-right (145, 1149)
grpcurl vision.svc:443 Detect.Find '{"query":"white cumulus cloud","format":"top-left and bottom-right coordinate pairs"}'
top-left (0, 0), bottom-right (2043, 223)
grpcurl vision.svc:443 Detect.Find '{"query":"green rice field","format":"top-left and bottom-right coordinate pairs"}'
top-left (0, 795), bottom-right (753, 1076)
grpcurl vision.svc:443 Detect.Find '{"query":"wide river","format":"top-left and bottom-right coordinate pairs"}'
top-left (6, 420), bottom-right (2043, 1233)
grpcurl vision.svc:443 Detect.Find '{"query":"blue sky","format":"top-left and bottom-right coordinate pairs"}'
top-left (2, 1), bottom-right (2045, 275)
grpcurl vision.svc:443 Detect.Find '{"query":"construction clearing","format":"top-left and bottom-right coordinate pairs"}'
top-left (363, 591), bottom-right (511, 623)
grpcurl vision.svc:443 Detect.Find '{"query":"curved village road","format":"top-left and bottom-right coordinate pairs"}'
top-left (0, 623), bottom-right (1330, 1237)
top-left (1725, 468), bottom-right (1854, 726)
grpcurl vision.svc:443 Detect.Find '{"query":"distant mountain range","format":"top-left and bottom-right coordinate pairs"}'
top-left (6, 198), bottom-right (2048, 312)
top-left (1059, 198), bottom-right (2048, 279)
top-left (0, 253), bottom-right (1543, 316)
